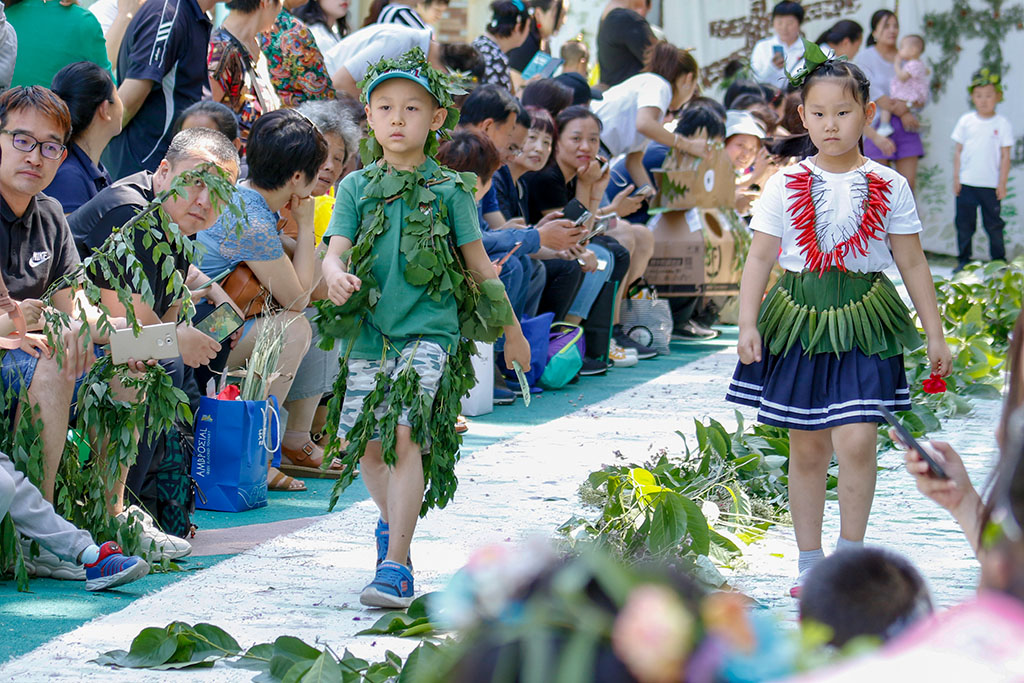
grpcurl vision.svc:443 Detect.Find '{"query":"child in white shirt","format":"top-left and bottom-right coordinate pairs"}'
top-left (876, 35), bottom-right (929, 138)
top-left (951, 69), bottom-right (1013, 269)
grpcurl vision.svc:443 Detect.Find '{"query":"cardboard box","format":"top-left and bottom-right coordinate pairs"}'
top-left (644, 209), bottom-right (744, 297)
top-left (653, 147), bottom-right (736, 210)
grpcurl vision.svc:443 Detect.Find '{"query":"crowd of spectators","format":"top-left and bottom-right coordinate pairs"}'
top-left (0, 0), bottom-right (935, 579)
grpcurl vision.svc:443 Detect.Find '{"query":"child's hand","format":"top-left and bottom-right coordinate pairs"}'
top-left (997, 184), bottom-right (1008, 201)
top-left (326, 272), bottom-right (361, 306)
top-left (502, 330), bottom-right (531, 373)
top-left (927, 337), bottom-right (953, 377)
top-left (953, 178), bottom-right (961, 196)
top-left (737, 326), bottom-right (762, 365)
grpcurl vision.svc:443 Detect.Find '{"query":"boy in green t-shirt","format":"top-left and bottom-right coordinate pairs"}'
top-left (320, 49), bottom-right (530, 609)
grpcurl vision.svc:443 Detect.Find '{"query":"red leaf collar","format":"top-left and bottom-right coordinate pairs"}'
top-left (785, 166), bottom-right (893, 274)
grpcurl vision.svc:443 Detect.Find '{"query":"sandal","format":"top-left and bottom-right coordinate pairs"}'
top-left (282, 440), bottom-right (343, 470)
top-left (268, 466), bottom-right (306, 491)
top-left (455, 415), bottom-right (469, 434)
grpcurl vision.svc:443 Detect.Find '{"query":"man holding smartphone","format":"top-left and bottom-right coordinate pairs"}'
top-left (750, 2), bottom-right (807, 87)
top-left (68, 127), bottom-right (240, 552)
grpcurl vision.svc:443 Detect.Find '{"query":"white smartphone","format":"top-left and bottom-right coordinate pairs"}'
top-left (109, 322), bottom-right (179, 365)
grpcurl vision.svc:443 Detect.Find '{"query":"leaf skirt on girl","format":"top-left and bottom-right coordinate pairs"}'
top-left (726, 269), bottom-right (920, 430)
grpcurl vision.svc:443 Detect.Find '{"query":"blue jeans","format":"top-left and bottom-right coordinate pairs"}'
top-left (568, 244), bottom-right (613, 318)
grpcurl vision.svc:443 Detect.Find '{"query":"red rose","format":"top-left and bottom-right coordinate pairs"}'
top-left (922, 373), bottom-right (947, 394)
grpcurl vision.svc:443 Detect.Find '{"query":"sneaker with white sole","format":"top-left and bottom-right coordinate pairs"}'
top-left (20, 539), bottom-right (85, 580)
top-left (608, 342), bottom-right (638, 368)
top-left (85, 541), bottom-right (149, 591)
top-left (360, 560), bottom-right (414, 609)
top-left (116, 505), bottom-right (192, 561)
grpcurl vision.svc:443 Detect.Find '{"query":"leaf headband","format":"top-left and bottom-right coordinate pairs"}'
top-left (785, 38), bottom-right (848, 89)
top-left (357, 48), bottom-right (469, 161)
top-left (968, 67), bottom-right (1003, 94)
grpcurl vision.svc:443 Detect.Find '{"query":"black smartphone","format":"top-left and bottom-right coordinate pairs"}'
top-left (877, 404), bottom-right (949, 479)
top-left (578, 213), bottom-right (616, 245)
top-left (562, 198), bottom-right (591, 226)
top-left (193, 302), bottom-right (244, 344)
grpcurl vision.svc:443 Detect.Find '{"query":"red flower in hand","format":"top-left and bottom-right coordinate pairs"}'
top-left (922, 372), bottom-right (947, 394)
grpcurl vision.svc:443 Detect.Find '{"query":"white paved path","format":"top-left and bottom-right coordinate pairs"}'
top-left (0, 332), bottom-right (997, 680)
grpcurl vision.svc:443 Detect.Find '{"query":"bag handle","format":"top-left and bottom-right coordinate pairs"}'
top-left (264, 400), bottom-right (282, 453)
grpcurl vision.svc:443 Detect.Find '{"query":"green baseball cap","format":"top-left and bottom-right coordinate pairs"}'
top-left (364, 67), bottom-right (437, 102)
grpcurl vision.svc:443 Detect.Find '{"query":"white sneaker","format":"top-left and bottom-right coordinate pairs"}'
top-left (116, 505), bottom-right (192, 561)
top-left (20, 539), bottom-right (85, 580)
top-left (608, 342), bottom-right (638, 367)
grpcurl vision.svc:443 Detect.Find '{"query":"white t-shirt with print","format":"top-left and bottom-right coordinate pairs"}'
top-left (324, 24), bottom-right (432, 82)
top-left (751, 158), bottom-right (922, 273)
top-left (951, 111), bottom-right (1014, 188)
top-left (592, 72), bottom-right (672, 157)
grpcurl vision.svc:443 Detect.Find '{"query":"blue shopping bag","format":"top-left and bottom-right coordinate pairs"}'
top-left (191, 396), bottom-right (272, 512)
top-left (498, 311), bottom-right (554, 387)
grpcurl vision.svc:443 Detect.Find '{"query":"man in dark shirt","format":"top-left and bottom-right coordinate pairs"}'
top-left (597, 0), bottom-right (655, 88)
top-left (71, 127), bottom-right (240, 524)
top-left (102, 0), bottom-right (215, 179)
top-left (0, 86), bottom-right (96, 508)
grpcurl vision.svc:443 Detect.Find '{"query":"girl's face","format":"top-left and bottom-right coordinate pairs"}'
top-left (671, 72), bottom-right (697, 110)
top-left (556, 116), bottom-right (601, 175)
top-left (319, 0), bottom-right (349, 23)
top-left (872, 14), bottom-right (899, 49)
top-left (514, 128), bottom-right (553, 172)
top-left (798, 78), bottom-right (874, 159)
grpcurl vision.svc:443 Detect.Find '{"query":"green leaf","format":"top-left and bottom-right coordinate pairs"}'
top-left (119, 627), bottom-right (179, 668)
top-left (647, 492), bottom-right (688, 555)
top-left (281, 659), bottom-right (315, 683)
top-left (192, 622), bottom-right (241, 657)
top-left (680, 496), bottom-right (711, 556)
top-left (397, 642), bottom-right (443, 683)
top-left (300, 652), bottom-right (343, 682)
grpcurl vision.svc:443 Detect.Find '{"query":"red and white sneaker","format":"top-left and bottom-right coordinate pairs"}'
top-left (84, 541), bottom-right (150, 591)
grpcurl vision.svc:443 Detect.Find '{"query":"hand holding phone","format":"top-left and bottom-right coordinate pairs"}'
top-left (632, 184), bottom-right (655, 199)
top-left (193, 302), bottom-right (245, 344)
top-left (878, 404), bottom-right (949, 479)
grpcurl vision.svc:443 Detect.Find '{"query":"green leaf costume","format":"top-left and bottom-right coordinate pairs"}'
top-left (312, 49), bottom-right (516, 515)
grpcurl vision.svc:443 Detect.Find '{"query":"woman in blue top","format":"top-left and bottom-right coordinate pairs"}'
top-left (45, 62), bottom-right (122, 215)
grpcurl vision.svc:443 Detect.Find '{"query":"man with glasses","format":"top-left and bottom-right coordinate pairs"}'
top-left (0, 86), bottom-right (104, 578)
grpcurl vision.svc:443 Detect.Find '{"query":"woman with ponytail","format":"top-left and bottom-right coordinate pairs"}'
top-left (506, 0), bottom-right (568, 77)
top-left (473, 1), bottom-right (532, 92)
top-left (46, 61), bottom-right (122, 214)
top-left (815, 19), bottom-right (863, 60)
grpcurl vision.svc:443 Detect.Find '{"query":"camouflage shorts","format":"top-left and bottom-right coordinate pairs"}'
top-left (338, 340), bottom-right (448, 440)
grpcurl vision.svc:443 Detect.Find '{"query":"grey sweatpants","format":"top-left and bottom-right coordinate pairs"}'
top-left (0, 451), bottom-right (93, 563)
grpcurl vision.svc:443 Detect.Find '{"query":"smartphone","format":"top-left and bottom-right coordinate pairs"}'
top-left (877, 404), bottom-right (949, 479)
top-left (633, 184), bottom-right (656, 199)
top-left (496, 242), bottom-right (524, 267)
top-left (578, 213), bottom-right (616, 245)
top-left (193, 302), bottom-right (245, 344)
top-left (772, 45), bottom-right (785, 60)
top-left (599, 157), bottom-right (610, 175)
top-left (512, 360), bottom-right (531, 407)
top-left (562, 198), bottom-right (592, 226)
top-left (109, 322), bottom-right (180, 365)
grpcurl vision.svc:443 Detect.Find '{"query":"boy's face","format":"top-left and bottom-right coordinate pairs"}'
top-left (772, 15), bottom-right (800, 44)
top-left (366, 78), bottom-right (447, 161)
top-left (971, 84), bottom-right (1001, 116)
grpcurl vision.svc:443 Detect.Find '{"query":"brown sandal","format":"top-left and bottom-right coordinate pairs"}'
top-left (282, 440), bottom-right (343, 470)
top-left (268, 466), bottom-right (306, 491)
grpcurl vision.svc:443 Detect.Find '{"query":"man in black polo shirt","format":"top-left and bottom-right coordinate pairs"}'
top-left (0, 86), bottom-right (98, 512)
top-left (101, 0), bottom-right (215, 179)
top-left (71, 127), bottom-right (239, 539)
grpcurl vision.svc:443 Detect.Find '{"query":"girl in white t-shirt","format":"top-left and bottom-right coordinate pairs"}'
top-left (592, 41), bottom-right (705, 191)
top-left (726, 58), bottom-right (951, 596)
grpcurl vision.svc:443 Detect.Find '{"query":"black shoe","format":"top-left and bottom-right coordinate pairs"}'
top-left (613, 325), bottom-right (658, 359)
top-left (579, 356), bottom-right (608, 376)
top-left (671, 320), bottom-right (720, 341)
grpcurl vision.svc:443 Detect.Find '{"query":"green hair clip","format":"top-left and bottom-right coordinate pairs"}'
top-left (357, 47), bottom-right (470, 163)
top-left (785, 38), bottom-right (846, 89)
top-left (968, 67), bottom-right (1002, 95)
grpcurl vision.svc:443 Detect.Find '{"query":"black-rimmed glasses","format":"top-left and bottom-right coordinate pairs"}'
top-left (0, 129), bottom-right (66, 160)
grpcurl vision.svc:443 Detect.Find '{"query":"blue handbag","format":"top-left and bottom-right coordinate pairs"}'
top-left (499, 311), bottom-right (554, 387)
top-left (191, 395), bottom-right (273, 512)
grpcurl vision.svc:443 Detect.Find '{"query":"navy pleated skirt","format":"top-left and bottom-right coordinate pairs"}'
top-left (726, 343), bottom-right (911, 431)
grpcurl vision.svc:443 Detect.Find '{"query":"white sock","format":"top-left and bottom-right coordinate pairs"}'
top-left (798, 548), bottom-right (825, 576)
top-left (836, 536), bottom-right (864, 553)
top-left (78, 544), bottom-right (100, 565)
